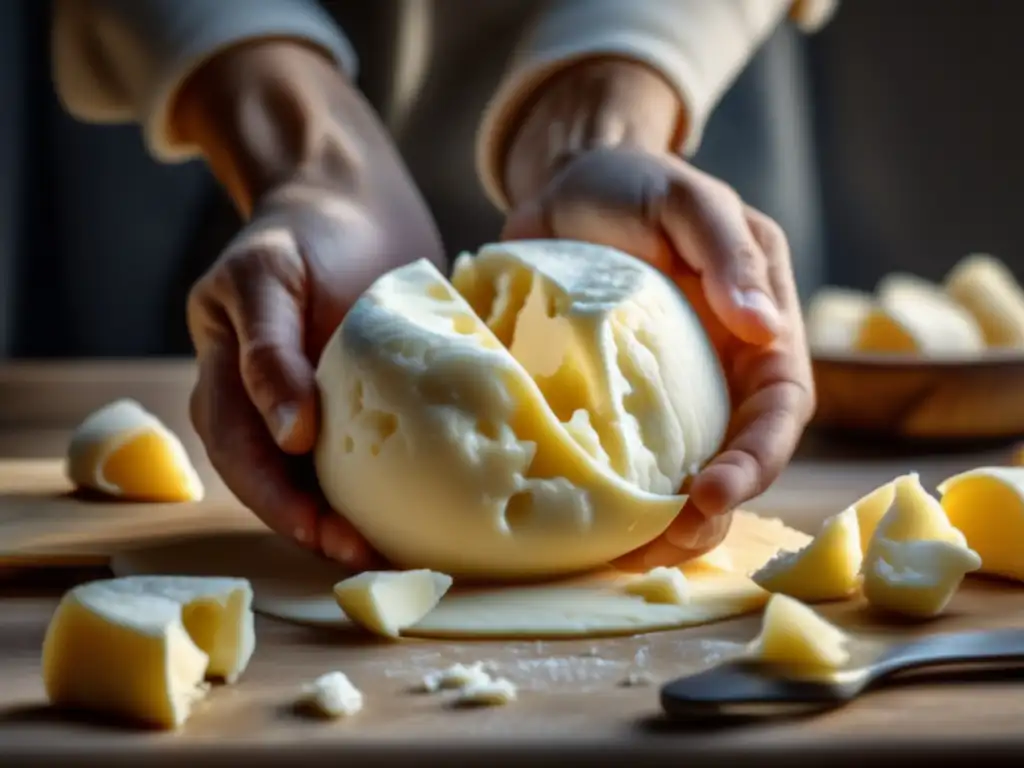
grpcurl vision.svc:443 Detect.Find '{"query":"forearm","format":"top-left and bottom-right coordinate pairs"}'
top-left (51, 0), bottom-right (356, 163)
top-left (477, 0), bottom-right (837, 210)
top-left (171, 41), bottom-right (367, 217)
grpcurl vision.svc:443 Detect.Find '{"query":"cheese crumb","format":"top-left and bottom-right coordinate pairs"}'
top-left (420, 661), bottom-right (492, 693)
top-left (455, 677), bottom-right (518, 707)
top-left (298, 672), bottom-right (364, 718)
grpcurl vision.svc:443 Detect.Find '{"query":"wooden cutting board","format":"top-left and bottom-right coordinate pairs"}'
top-left (0, 437), bottom-right (1015, 567)
top-left (6, 456), bottom-right (1024, 760)
top-left (0, 459), bottom-right (263, 566)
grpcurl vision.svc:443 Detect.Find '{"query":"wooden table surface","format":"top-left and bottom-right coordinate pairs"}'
top-left (1, 360), bottom-right (1023, 766)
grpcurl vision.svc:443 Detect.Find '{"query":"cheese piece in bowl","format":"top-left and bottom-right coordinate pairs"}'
top-left (853, 274), bottom-right (984, 356)
top-left (944, 253), bottom-right (1024, 349)
top-left (313, 240), bottom-right (730, 580)
top-left (805, 287), bottom-right (873, 353)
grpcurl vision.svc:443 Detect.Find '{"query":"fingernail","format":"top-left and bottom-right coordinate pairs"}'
top-left (665, 524), bottom-right (704, 551)
top-left (274, 404), bottom-right (300, 444)
top-left (733, 288), bottom-right (782, 329)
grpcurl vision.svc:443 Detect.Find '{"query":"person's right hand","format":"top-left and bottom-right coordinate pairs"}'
top-left (177, 42), bottom-right (445, 568)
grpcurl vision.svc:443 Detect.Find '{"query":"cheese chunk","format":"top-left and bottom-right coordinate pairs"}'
top-left (805, 287), bottom-right (873, 353)
top-left (298, 672), bottom-right (364, 718)
top-left (455, 676), bottom-right (518, 707)
top-left (420, 661), bottom-right (492, 693)
top-left (850, 481), bottom-right (897, 554)
top-left (944, 253), bottom-right (1024, 348)
top-left (863, 539), bottom-right (981, 619)
top-left (865, 474), bottom-right (966, 564)
top-left (66, 399), bottom-right (204, 502)
top-left (853, 275), bottom-right (984, 356)
top-left (623, 566), bottom-right (690, 605)
top-left (747, 594), bottom-right (849, 670)
top-left (42, 576), bottom-right (255, 729)
top-left (314, 241), bottom-right (730, 579)
top-left (751, 508), bottom-right (862, 602)
top-left (938, 466), bottom-right (1024, 581)
top-left (333, 570), bottom-right (453, 638)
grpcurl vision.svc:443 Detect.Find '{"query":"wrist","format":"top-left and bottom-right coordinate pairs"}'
top-left (502, 58), bottom-right (685, 208)
top-left (170, 39), bottom-right (366, 217)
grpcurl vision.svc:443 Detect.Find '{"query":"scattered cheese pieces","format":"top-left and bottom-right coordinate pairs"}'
top-left (938, 466), bottom-right (1024, 581)
top-left (65, 399), bottom-right (204, 502)
top-left (623, 566), bottom-right (690, 605)
top-left (865, 473), bottom-right (966, 563)
top-left (298, 672), bottom-right (364, 718)
top-left (850, 481), bottom-right (897, 554)
top-left (751, 508), bottom-right (862, 602)
top-left (41, 576), bottom-right (254, 729)
top-left (333, 570), bottom-right (453, 638)
top-left (747, 594), bottom-right (850, 670)
top-left (455, 676), bottom-right (518, 707)
top-left (862, 539), bottom-right (981, 619)
top-left (420, 661), bottom-right (493, 693)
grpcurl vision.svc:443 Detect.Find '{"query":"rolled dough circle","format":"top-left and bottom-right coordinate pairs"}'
top-left (109, 513), bottom-right (809, 640)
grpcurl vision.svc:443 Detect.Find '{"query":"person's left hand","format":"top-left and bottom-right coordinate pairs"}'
top-left (499, 63), bottom-right (814, 569)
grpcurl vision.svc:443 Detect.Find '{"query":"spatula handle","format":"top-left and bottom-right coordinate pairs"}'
top-left (878, 628), bottom-right (1024, 675)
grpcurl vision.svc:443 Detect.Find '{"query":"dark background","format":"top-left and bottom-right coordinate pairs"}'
top-left (0, 0), bottom-right (1021, 358)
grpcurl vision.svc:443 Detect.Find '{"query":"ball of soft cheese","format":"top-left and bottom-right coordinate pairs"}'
top-left (314, 240), bottom-right (730, 579)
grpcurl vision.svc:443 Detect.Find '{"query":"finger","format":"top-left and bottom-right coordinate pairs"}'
top-left (500, 199), bottom-right (552, 241)
top-left (688, 380), bottom-right (812, 518)
top-left (612, 508), bottom-right (733, 572)
top-left (191, 344), bottom-right (377, 570)
top-left (661, 172), bottom-right (782, 344)
top-left (218, 229), bottom-right (319, 454)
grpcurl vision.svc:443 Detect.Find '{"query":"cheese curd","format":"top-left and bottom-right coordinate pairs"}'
top-left (314, 241), bottom-right (729, 579)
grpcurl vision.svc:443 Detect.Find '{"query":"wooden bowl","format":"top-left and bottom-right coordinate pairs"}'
top-left (811, 351), bottom-right (1024, 440)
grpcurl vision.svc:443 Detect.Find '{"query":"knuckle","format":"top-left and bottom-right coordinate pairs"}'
top-left (747, 209), bottom-right (788, 251)
top-left (238, 338), bottom-right (288, 401)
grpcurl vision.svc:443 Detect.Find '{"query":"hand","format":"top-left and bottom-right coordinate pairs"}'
top-left (501, 63), bottom-right (814, 568)
top-left (179, 42), bottom-right (444, 567)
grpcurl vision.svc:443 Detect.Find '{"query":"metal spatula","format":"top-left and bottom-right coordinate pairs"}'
top-left (661, 628), bottom-right (1024, 719)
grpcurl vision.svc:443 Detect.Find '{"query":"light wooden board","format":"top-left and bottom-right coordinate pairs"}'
top-left (3, 571), bottom-right (1024, 763)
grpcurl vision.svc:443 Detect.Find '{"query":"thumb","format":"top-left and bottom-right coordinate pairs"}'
top-left (220, 230), bottom-right (319, 454)
top-left (662, 181), bottom-right (782, 346)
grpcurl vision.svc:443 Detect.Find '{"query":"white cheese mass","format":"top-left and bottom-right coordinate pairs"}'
top-left (314, 240), bottom-right (730, 579)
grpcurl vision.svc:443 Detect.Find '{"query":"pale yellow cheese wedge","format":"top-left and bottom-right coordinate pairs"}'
top-left (747, 594), bottom-right (850, 670)
top-left (42, 576), bottom-right (255, 729)
top-left (66, 399), bottom-right (204, 502)
top-left (862, 538), bottom-right (981, 619)
top-left (333, 570), bottom-right (453, 638)
top-left (297, 672), bottom-right (364, 718)
top-left (851, 481), bottom-right (897, 554)
top-left (938, 466), bottom-right (1024, 581)
top-left (944, 253), bottom-right (1024, 348)
top-left (751, 507), bottom-right (862, 602)
top-left (865, 473), bottom-right (967, 565)
top-left (853, 276), bottom-right (984, 356)
top-left (805, 287), bottom-right (873, 353)
top-left (623, 566), bottom-right (690, 605)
